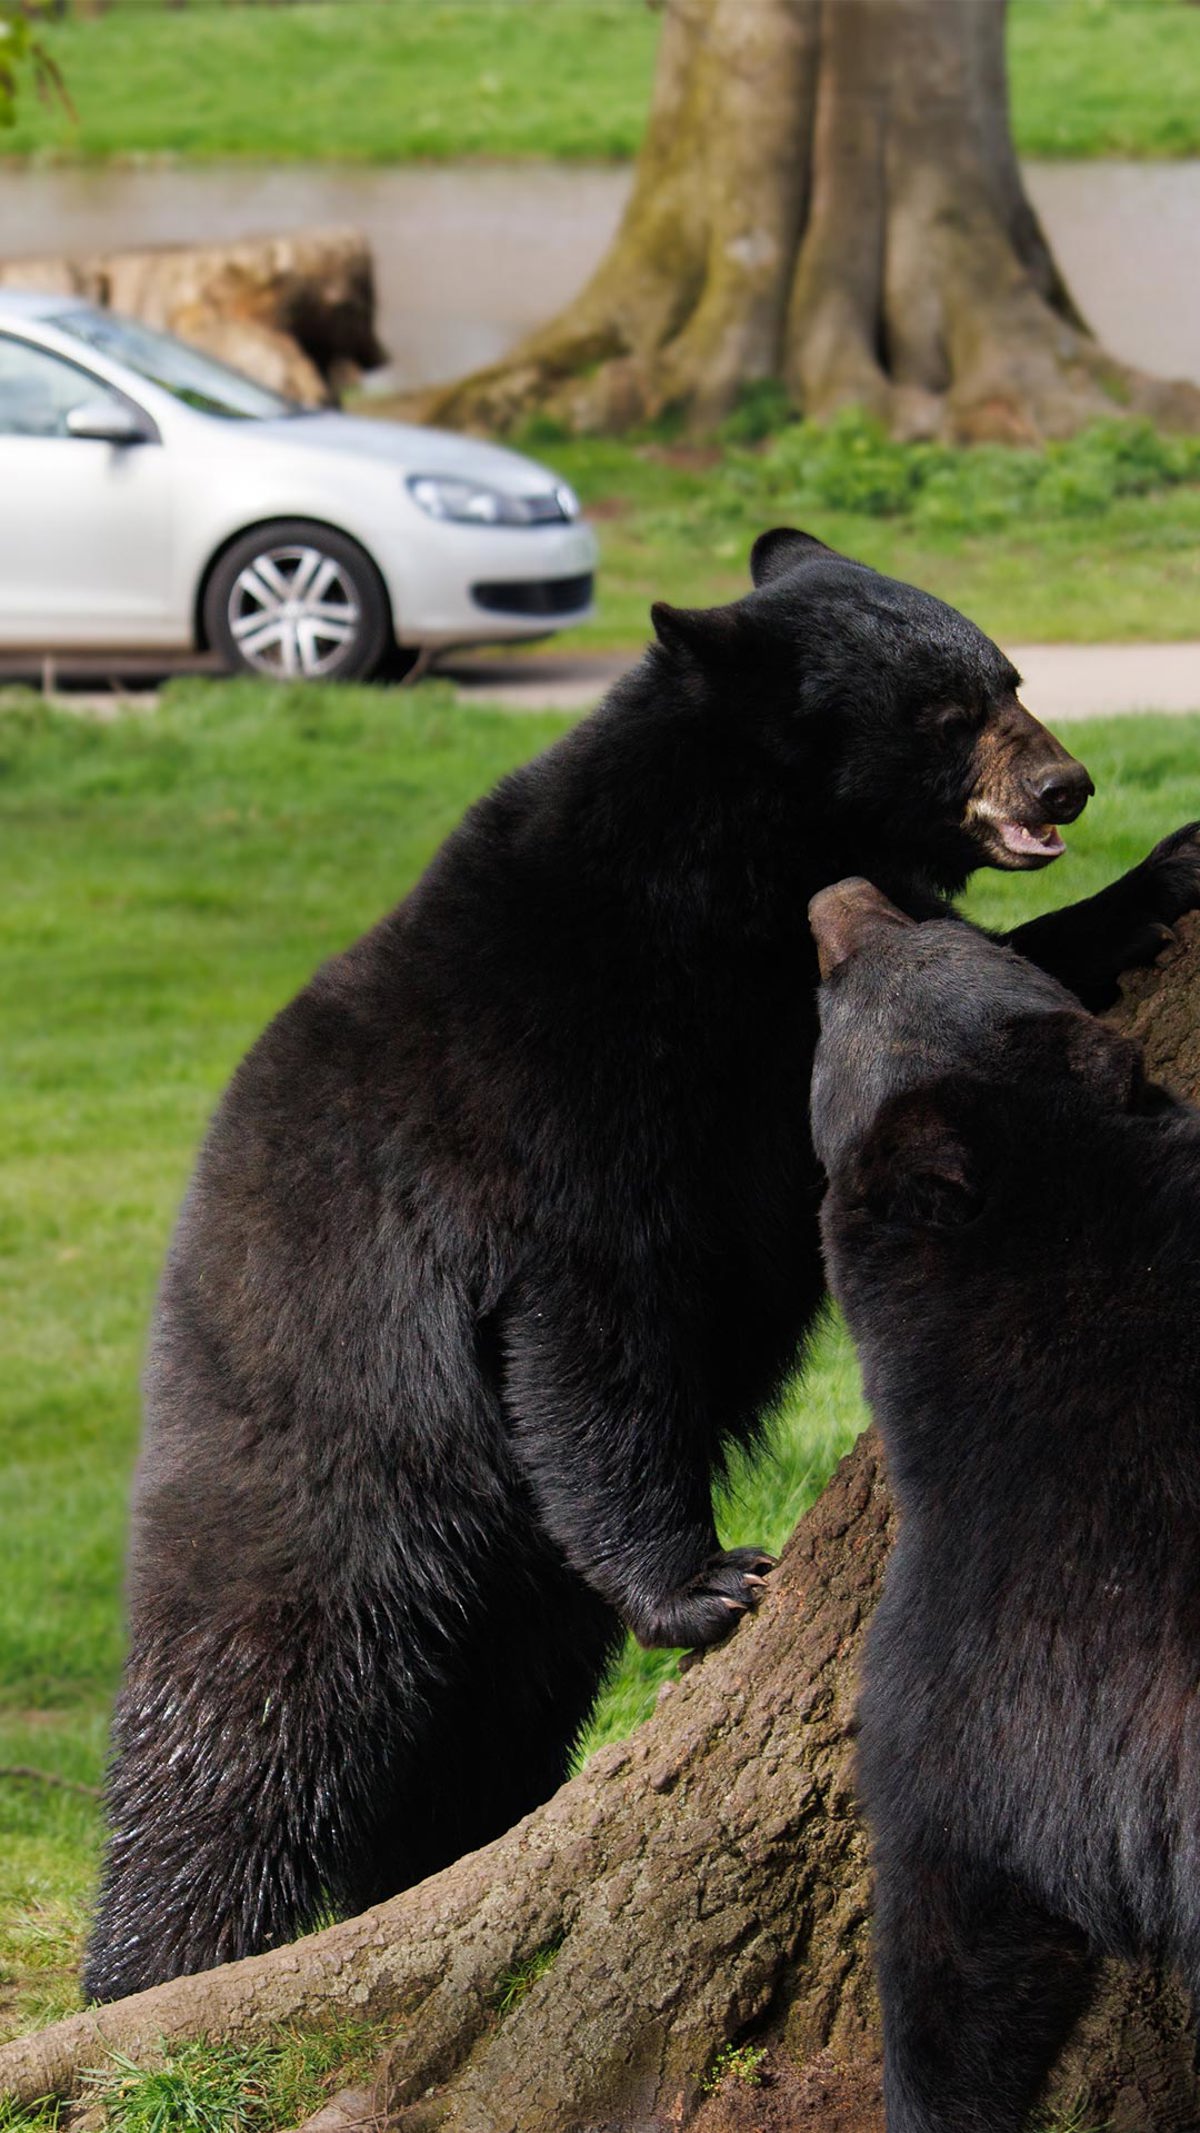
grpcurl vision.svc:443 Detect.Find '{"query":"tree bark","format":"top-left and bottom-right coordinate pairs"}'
top-left (4, 923), bottom-right (1200, 2132)
top-left (422, 0), bottom-right (1200, 442)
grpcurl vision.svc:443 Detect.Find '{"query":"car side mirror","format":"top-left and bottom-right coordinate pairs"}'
top-left (65, 399), bottom-right (153, 445)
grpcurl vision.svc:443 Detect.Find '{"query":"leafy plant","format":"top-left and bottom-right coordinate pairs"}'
top-left (0, 1), bottom-right (71, 128)
top-left (701, 2041), bottom-right (768, 2096)
top-left (760, 409), bottom-right (1200, 530)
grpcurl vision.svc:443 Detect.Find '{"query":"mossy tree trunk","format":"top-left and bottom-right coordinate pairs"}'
top-left (4, 927), bottom-right (1200, 2132)
top-left (424, 0), bottom-right (1200, 443)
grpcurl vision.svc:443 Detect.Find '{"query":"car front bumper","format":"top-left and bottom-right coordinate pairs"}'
top-left (370, 518), bottom-right (600, 649)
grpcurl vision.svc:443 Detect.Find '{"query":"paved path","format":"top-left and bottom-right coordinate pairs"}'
top-left (1005, 643), bottom-right (1200, 723)
top-left (4, 642), bottom-right (1200, 724)
top-left (445, 644), bottom-right (1200, 723)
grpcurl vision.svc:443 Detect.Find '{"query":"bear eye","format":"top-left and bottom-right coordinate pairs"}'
top-left (929, 701), bottom-right (984, 735)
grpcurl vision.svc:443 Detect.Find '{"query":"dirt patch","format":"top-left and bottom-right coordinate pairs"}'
top-left (638, 443), bottom-right (727, 472)
top-left (584, 495), bottom-right (632, 520)
top-left (690, 2048), bottom-right (884, 2133)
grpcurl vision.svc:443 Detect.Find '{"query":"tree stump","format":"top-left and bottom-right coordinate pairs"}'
top-left (0, 229), bottom-right (385, 405)
top-left (2, 921), bottom-right (1199, 2132)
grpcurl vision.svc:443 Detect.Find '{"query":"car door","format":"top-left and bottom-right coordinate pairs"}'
top-left (0, 331), bottom-right (182, 647)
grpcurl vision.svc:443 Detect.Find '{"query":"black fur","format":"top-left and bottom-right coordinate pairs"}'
top-left (811, 885), bottom-right (1200, 2133)
top-left (84, 535), bottom-right (1200, 2000)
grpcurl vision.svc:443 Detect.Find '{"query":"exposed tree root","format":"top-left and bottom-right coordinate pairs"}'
top-left (0, 1444), bottom-right (891, 2127)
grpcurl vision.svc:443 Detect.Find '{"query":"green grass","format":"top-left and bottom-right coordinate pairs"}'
top-left (1034, 2105), bottom-right (1111, 2133)
top-left (0, 2022), bottom-right (383, 2133)
top-left (3, 680), bottom-right (1200, 2043)
top-left (1009, 0), bottom-right (1200, 160)
top-left (493, 1935), bottom-right (563, 2017)
top-left (82, 2024), bottom-right (381, 2133)
top-left (529, 414), bottom-right (1200, 649)
top-left (2, 0), bottom-right (1198, 164)
top-left (1, 0), bottom-right (660, 164)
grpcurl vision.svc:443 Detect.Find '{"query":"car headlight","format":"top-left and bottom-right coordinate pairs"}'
top-left (407, 475), bottom-right (580, 526)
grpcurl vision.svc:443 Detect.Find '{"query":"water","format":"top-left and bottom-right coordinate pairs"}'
top-left (2, 159), bottom-right (1197, 394)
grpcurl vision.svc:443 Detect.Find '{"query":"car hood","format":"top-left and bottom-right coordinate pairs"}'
top-left (247, 410), bottom-right (563, 495)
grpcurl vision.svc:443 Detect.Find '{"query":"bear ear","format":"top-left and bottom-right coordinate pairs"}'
top-left (749, 527), bottom-right (842, 589)
top-left (1004, 1012), bottom-right (1144, 1111)
top-left (851, 1085), bottom-right (983, 1230)
top-left (650, 600), bottom-right (743, 664)
top-left (809, 877), bottom-right (917, 981)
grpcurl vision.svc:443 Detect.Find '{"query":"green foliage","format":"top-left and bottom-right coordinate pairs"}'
top-left (519, 417), bottom-right (1200, 649)
top-left (1, 0), bottom-right (1197, 162)
top-left (701, 2042), bottom-right (768, 2096)
top-left (77, 2025), bottom-right (382, 2133)
top-left (494, 1937), bottom-right (564, 2017)
top-left (0, 0), bottom-right (69, 128)
top-left (718, 381), bottom-right (796, 447)
top-left (759, 411), bottom-right (1200, 531)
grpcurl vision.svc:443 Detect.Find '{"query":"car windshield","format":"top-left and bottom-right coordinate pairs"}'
top-left (51, 307), bottom-right (303, 420)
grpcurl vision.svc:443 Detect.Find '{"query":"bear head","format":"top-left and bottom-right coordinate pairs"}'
top-left (651, 530), bottom-right (1094, 895)
top-left (807, 876), bottom-right (1154, 1245)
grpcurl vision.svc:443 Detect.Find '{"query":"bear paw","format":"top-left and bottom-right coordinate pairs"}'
top-left (631, 1546), bottom-right (778, 1652)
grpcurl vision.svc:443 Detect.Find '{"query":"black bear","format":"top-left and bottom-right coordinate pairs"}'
top-left (811, 875), bottom-right (1200, 2133)
top-left (85, 532), bottom-right (1200, 2001)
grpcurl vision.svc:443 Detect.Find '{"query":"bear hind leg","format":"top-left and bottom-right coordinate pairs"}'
top-left (83, 1626), bottom-right (414, 2003)
top-left (876, 1853), bottom-right (1097, 2133)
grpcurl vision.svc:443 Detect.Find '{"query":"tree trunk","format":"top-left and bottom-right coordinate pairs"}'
top-left (422, 0), bottom-right (1200, 442)
top-left (4, 923), bottom-right (1200, 2133)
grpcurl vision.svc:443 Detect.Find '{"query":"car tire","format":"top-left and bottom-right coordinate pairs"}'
top-left (204, 520), bottom-right (393, 683)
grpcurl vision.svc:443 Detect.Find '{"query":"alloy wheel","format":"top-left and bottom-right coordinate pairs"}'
top-left (227, 545), bottom-right (363, 678)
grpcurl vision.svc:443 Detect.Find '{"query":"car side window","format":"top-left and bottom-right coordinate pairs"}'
top-left (0, 335), bottom-right (124, 439)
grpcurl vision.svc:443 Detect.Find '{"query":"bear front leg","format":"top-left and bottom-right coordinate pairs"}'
top-left (1006, 820), bottom-right (1200, 1012)
top-left (873, 1846), bottom-right (1097, 2133)
top-left (499, 1275), bottom-right (775, 1651)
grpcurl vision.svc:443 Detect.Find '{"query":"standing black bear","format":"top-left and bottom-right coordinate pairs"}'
top-left (811, 877), bottom-right (1200, 2133)
top-left (85, 532), bottom-right (1200, 2000)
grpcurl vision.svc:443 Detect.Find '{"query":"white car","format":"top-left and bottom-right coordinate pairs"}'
top-left (0, 290), bottom-right (598, 681)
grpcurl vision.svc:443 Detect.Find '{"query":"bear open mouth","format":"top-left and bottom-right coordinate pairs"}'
top-left (999, 820), bottom-right (1066, 859)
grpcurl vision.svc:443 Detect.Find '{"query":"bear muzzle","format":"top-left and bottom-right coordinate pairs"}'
top-left (963, 697), bottom-right (1094, 870)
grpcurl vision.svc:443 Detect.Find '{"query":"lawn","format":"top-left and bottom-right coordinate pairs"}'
top-left (3, 0), bottom-right (1198, 164)
top-left (514, 414), bottom-right (1200, 649)
top-left (3, 680), bottom-right (1200, 2049)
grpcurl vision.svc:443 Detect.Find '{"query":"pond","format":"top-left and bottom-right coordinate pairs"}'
top-left (2, 159), bottom-right (1198, 396)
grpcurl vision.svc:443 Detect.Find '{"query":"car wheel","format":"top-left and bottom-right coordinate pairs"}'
top-left (204, 520), bottom-right (393, 683)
